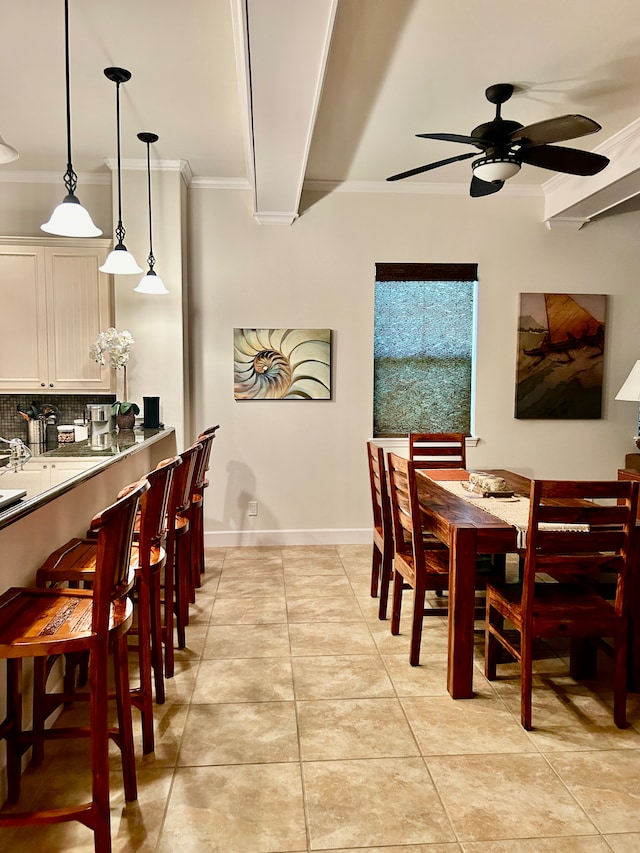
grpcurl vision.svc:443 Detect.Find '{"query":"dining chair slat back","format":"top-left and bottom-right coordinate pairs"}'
top-left (366, 441), bottom-right (394, 619)
top-left (485, 477), bottom-right (639, 730)
top-left (409, 432), bottom-right (466, 468)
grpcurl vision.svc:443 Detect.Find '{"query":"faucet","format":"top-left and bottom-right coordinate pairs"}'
top-left (0, 436), bottom-right (32, 473)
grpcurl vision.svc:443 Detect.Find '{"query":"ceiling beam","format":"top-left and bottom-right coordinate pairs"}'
top-left (543, 117), bottom-right (640, 229)
top-left (230, 0), bottom-right (338, 224)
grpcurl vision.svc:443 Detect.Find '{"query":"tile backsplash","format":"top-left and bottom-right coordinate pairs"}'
top-left (0, 394), bottom-right (115, 442)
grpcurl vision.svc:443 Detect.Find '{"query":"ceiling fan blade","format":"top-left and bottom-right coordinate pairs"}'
top-left (387, 151), bottom-right (476, 182)
top-left (519, 144), bottom-right (609, 176)
top-left (509, 115), bottom-right (601, 147)
top-left (470, 175), bottom-right (503, 197)
top-left (416, 132), bottom-right (488, 148)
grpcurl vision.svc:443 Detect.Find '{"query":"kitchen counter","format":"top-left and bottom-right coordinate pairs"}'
top-left (0, 427), bottom-right (175, 531)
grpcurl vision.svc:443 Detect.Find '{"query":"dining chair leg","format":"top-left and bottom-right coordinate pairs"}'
top-left (370, 547), bottom-right (381, 598)
top-left (484, 602), bottom-right (501, 681)
top-left (390, 569), bottom-right (404, 636)
top-left (520, 628), bottom-right (533, 731)
top-left (614, 628), bottom-right (628, 728)
top-left (377, 554), bottom-right (393, 621)
top-left (409, 584), bottom-right (427, 666)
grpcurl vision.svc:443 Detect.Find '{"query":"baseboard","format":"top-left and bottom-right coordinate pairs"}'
top-left (204, 528), bottom-right (372, 547)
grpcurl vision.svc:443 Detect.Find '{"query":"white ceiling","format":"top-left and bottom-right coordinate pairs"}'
top-left (2, 0), bottom-right (640, 224)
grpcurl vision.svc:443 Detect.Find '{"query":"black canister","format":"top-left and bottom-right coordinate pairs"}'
top-left (143, 396), bottom-right (160, 428)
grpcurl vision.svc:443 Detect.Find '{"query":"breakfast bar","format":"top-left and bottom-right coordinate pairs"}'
top-left (0, 427), bottom-right (177, 583)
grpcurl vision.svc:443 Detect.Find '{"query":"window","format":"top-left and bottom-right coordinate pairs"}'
top-left (373, 263), bottom-right (477, 436)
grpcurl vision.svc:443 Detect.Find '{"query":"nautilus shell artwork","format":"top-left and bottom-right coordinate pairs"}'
top-left (233, 328), bottom-right (332, 400)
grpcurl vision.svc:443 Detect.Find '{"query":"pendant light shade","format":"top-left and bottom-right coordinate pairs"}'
top-left (99, 67), bottom-right (142, 274)
top-left (0, 134), bottom-right (19, 164)
top-left (134, 132), bottom-right (169, 295)
top-left (41, 0), bottom-right (101, 237)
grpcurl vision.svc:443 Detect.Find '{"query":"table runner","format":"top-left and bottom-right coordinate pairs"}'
top-left (424, 477), bottom-right (588, 548)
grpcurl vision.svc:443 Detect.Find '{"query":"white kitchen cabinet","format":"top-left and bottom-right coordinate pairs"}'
top-left (0, 238), bottom-right (114, 392)
top-left (0, 458), bottom-right (103, 498)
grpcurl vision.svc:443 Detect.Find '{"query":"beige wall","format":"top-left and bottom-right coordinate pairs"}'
top-left (188, 187), bottom-right (640, 545)
top-left (2, 178), bottom-right (639, 545)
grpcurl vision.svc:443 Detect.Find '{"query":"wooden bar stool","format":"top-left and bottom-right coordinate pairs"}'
top-left (190, 428), bottom-right (219, 593)
top-left (168, 443), bottom-right (202, 652)
top-left (34, 458), bottom-right (180, 755)
top-left (0, 479), bottom-right (147, 852)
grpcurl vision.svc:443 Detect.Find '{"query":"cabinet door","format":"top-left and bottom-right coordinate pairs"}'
top-left (44, 247), bottom-right (114, 391)
top-left (0, 246), bottom-right (49, 390)
top-left (49, 458), bottom-right (101, 487)
top-left (0, 464), bottom-right (49, 499)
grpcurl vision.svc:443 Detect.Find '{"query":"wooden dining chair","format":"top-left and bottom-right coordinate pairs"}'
top-left (0, 479), bottom-right (147, 852)
top-left (484, 478), bottom-right (639, 730)
top-left (388, 452), bottom-right (503, 666)
top-left (409, 432), bottom-right (467, 468)
top-left (367, 440), bottom-right (394, 620)
top-left (387, 452), bottom-right (454, 665)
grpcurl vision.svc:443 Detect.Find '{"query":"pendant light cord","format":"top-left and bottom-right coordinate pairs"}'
top-left (114, 79), bottom-right (125, 243)
top-left (146, 141), bottom-right (155, 271)
top-left (63, 0), bottom-right (77, 196)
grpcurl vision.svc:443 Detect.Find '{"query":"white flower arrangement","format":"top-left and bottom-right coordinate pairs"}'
top-left (90, 327), bottom-right (135, 370)
top-left (90, 328), bottom-right (139, 416)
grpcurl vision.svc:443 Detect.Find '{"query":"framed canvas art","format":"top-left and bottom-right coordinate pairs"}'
top-left (515, 293), bottom-right (606, 419)
top-left (234, 328), bottom-right (332, 400)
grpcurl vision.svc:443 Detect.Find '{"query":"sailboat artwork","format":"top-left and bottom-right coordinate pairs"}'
top-left (515, 293), bottom-right (606, 419)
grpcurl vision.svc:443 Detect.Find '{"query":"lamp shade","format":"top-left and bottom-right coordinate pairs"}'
top-left (134, 270), bottom-right (169, 295)
top-left (615, 361), bottom-right (640, 401)
top-left (100, 244), bottom-right (143, 274)
top-left (41, 194), bottom-right (102, 238)
top-left (472, 156), bottom-right (521, 183)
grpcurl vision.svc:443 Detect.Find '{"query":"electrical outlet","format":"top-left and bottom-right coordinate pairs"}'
top-left (248, 500), bottom-right (258, 516)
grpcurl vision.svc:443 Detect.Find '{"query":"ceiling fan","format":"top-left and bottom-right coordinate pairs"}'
top-left (387, 83), bottom-right (610, 197)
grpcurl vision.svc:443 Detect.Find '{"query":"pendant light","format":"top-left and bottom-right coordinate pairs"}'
top-left (99, 67), bottom-right (142, 274)
top-left (41, 0), bottom-right (101, 237)
top-left (135, 132), bottom-right (169, 294)
top-left (0, 134), bottom-right (18, 164)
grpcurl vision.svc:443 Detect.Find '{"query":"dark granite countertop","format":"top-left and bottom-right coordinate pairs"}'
top-left (30, 428), bottom-right (163, 459)
top-left (0, 427), bottom-right (175, 530)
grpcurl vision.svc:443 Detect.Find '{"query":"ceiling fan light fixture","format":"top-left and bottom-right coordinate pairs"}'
top-left (472, 155), bottom-right (521, 184)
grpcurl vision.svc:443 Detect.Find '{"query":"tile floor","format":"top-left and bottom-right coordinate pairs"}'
top-left (2, 543), bottom-right (640, 852)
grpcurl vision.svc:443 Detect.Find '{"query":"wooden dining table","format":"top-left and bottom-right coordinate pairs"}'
top-left (415, 467), bottom-right (531, 699)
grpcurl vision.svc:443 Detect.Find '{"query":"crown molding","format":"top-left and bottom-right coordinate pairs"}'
top-left (105, 157), bottom-right (193, 186)
top-left (190, 176), bottom-right (252, 190)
